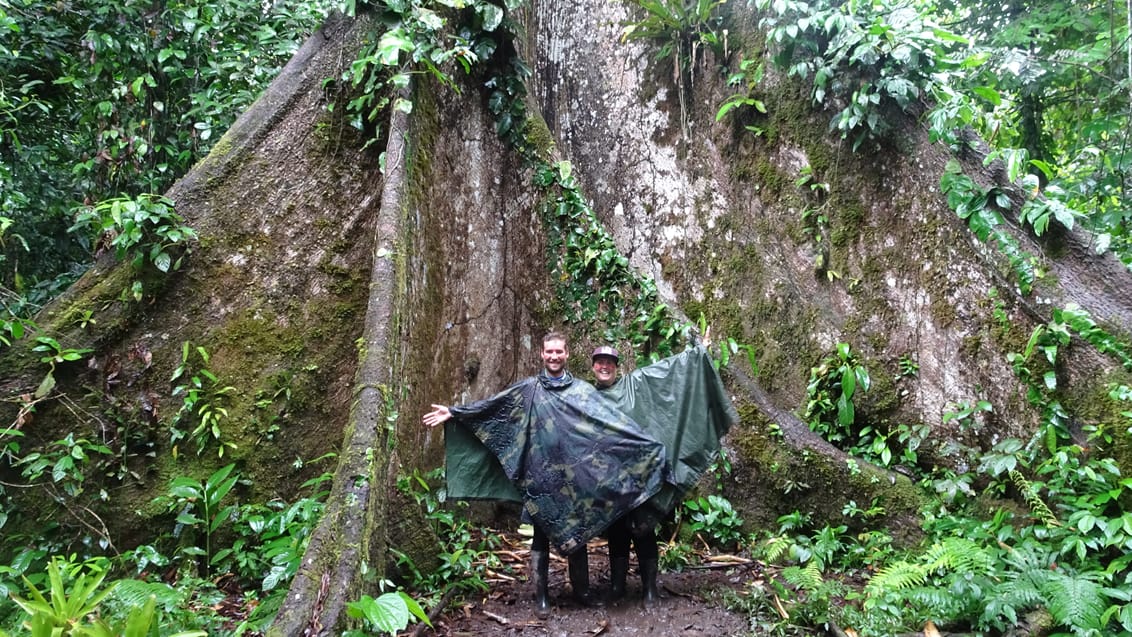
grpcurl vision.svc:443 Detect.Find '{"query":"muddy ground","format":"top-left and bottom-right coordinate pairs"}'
top-left (413, 530), bottom-right (763, 637)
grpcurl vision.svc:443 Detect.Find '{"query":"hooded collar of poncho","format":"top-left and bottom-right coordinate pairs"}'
top-left (536, 368), bottom-right (574, 390)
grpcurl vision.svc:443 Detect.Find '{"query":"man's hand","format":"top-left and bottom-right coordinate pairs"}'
top-left (422, 404), bottom-right (452, 428)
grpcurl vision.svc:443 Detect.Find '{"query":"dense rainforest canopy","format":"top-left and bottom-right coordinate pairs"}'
top-left (1, 0), bottom-right (1131, 635)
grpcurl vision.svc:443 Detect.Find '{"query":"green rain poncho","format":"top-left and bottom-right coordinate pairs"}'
top-left (443, 346), bottom-right (737, 553)
top-left (444, 370), bottom-right (672, 555)
top-left (596, 345), bottom-right (738, 527)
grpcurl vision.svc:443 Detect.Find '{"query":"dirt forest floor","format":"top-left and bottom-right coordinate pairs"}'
top-left (413, 530), bottom-right (763, 637)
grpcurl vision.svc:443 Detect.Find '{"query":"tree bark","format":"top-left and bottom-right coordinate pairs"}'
top-left (4, 2), bottom-right (1132, 634)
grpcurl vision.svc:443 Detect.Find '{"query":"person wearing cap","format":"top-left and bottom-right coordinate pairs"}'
top-left (591, 345), bottom-right (662, 603)
top-left (588, 339), bottom-right (738, 605)
top-left (422, 332), bottom-right (672, 618)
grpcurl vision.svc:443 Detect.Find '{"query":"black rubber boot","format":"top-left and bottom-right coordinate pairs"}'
top-left (640, 557), bottom-right (660, 607)
top-left (568, 550), bottom-right (601, 606)
top-left (531, 549), bottom-right (550, 619)
top-left (608, 556), bottom-right (629, 601)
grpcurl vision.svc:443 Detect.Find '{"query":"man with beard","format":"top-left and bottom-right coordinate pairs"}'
top-left (423, 332), bottom-right (672, 617)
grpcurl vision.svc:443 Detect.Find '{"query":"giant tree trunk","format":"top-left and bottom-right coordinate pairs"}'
top-left (4, 1), bottom-right (1132, 635)
top-left (2, 12), bottom-right (416, 626)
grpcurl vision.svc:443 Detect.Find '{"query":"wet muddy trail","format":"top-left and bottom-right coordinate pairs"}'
top-left (415, 530), bottom-right (760, 636)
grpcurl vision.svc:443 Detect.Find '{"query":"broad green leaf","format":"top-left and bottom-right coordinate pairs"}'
top-left (970, 85), bottom-right (1000, 106)
top-left (35, 371), bottom-right (55, 399)
top-left (478, 3), bottom-right (504, 31)
top-left (377, 30), bottom-right (412, 66)
top-left (416, 8), bottom-right (444, 32)
top-left (837, 392), bottom-right (854, 426)
top-left (841, 365), bottom-right (856, 399)
top-left (1043, 370), bottom-right (1057, 390)
top-left (400, 591), bottom-right (431, 626)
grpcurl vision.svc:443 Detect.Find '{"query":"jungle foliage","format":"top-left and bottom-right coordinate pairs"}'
top-left (1, 0), bottom-right (1132, 634)
top-left (631, 0), bottom-right (1132, 634)
top-left (0, 0), bottom-right (334, 311)
top-left (735, 0), bottom-right (1132, 271)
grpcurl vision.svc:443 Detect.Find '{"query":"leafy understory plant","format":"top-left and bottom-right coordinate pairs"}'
top-left (169, 342), bottom-right (237, 458)
top-left (717, 57), bottom-right (767, 134)
top-left (805, 342), bottom-right (870, 444)
top-left (69, 194), bottom-right (197, 301)
top-left (715, 335), bottom-right (760, 375)
top-left (0, 313), bottom-right (32, 349)
top-left (4, 557), bottom-right (207, 637)
top-left (849, 422), bottom-right (929, 468)
top-left (683, 494), bottom-right (745, 549)
top-left (14, 433), bottom-right (111, 500)
top-left (215, 468), bottom-right (333, 592)
top-left (860, 536), bottom-right (1119, 635)
top-left (31, 335), bottom-right (93, 399)
top-left (7, 557), bottom-right (116, 636)
top-left (393, 469), bottom-right (499, 598)
top-left (160, 463), bottom-right (240, 576)
top-left (343, 586), bottom-right (431, 637)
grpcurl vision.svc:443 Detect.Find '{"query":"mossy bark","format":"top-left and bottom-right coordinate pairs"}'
top-left (513, 0), bottom-right (1132, 534)
top-left (2, 14), bottom-right (434, 624)
top-left (5, 1), bottom-right (1132, 632)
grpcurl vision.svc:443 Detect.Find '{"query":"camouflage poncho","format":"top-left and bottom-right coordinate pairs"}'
top-left (445, 370), bottom-right (671, 555)
top-left (595, 345), bottom-right (738, 529)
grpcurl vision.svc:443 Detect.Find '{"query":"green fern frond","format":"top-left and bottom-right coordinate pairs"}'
top-left (1001, 541), bottom-right (1057, 574)
top-left (922, 537), bottom-right (995, 575)
top-left (904, 586), bottom-right (965, 620)
top-left (110, 578), bottom-right (186, 610)
top-left (763, 535), bottom-right (792, 564)
top-left (781, 562), bottom-right (823, 592)
top-left (865, 561), bottom-right (928, 598)
top-left (1009, 469), bottom-right (1059, 526)
top-left (1041, 571), bottom-right (1106, 632)
top-left (995, 574), bottom-right (1045, 608)
top-left (981, 576), bottom-right (1044, 631)
top-left (976, 542), bottom-right (1060, 630)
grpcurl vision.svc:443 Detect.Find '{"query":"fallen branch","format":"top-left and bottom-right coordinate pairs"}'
top-left (683, 562), bottom-right (752, 571)
top-left (495, 549), bottom-right (526, 562)
top-left (707, 554), bottom-right (752, 564)
top-left (772, 593), bottom-right (789, 620)
top-left (483, 610), bottom-right (510, 625)
top-left (485, 570), bottom-right (518, 582)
